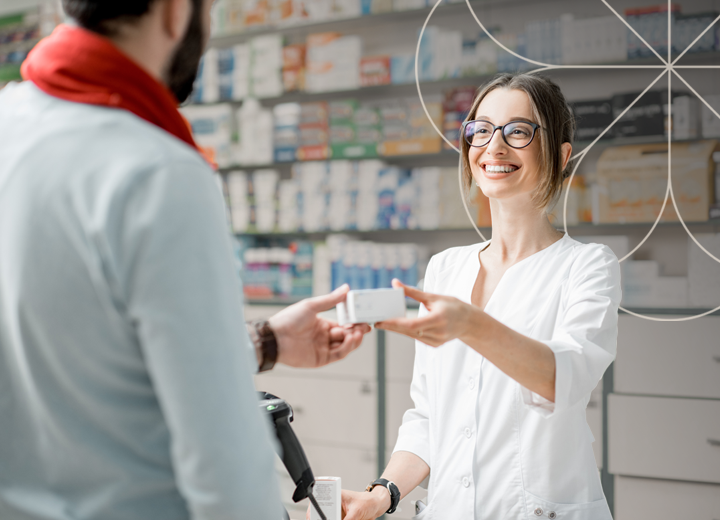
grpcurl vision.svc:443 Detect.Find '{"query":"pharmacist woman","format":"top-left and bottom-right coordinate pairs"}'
top-left (340, 74), bottom-right (621, 520)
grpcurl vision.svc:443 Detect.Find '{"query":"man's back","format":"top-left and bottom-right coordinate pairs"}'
top-left (0, 82), bottom-right (282, 520)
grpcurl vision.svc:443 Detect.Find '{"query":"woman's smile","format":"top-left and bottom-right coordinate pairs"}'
top-left (480, 160), bottom-right (521, 180)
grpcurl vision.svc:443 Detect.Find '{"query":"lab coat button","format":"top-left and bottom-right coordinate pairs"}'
top-left (464, 428), bottom-right (472, 438)
top-left (469, 379), bottom-right (475, 389)
top-left (462, 477), bottom-right (470, 488)
top-left (548, 512), bottom-right (557, 519)
top-left (533, 507), bottom-right (543, 516)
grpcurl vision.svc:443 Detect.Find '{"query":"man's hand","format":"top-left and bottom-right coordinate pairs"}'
top-left (268, 285), bottom-right (371, 368)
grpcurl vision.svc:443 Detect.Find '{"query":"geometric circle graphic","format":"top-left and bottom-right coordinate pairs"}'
top-left (415, 0), bottom-right (720, 321)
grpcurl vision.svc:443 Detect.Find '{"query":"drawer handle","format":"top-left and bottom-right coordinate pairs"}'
top-left (708, 438), bottom-right (720, 447)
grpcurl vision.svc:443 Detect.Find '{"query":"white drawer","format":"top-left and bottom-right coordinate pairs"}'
top-left (615, 314), bottom-right (720, 399)
top-left (608, 394), bottom-right (720, 484)
top-left (255, 374), bottom-right (377, 450)
top-left (586, 401), bottom-right (603, 469)
top-left (386, 380), bottom-right (415, 451)
top-left (615, 476), bottom-right (720, 520)
top-left (385, 326), bottom-right (416, 383)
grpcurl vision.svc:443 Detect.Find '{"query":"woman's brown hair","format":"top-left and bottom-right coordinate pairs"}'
top-left (461, 73), bottom-right (576, 209)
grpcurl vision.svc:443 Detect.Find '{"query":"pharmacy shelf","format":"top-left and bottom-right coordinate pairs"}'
top-left (210, 0), bottom-right (546, 46)
top-left (217, 133), bottom-right (720, 173)
top-left (236, 220), bottom-right (720, 239)
top-left (194, 49), bottom-right (719, 108)
top-left (218, 150), bottom-right (459, 172)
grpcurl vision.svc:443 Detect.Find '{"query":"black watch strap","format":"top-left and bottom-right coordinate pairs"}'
top-left (250, 319), bottom-right (278, 372)
top-left (366, 478), bottom-right (400, 514)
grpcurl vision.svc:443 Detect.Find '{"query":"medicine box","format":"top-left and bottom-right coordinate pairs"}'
top-left (310, 477), bottom-right (341, 520)
top-left (337, 288), bottom-right (407, 325)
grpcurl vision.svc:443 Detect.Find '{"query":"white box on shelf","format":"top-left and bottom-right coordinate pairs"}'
top-left (700, 94), bottom-right (720, 138)
top-left (687, 232), bottom-right (720, 307)
top-left (672, 96), bottom-right (701, 140)
top-left (337, 288), bottom-right (406, 325)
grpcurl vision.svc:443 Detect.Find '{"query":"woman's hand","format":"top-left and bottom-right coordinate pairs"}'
top-left (306, 488), bottom-right (389, 520)
top-left (375, 279), bottom-right (478, 347)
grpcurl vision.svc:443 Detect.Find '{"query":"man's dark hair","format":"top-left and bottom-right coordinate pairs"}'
top-left (62, 0), bottom-right (206, 103)
top-left (62, 1), bottom-right (159, 35)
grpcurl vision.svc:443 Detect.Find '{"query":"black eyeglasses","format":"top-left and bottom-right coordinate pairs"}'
top-left (462, 120), bottom-right (541, 149)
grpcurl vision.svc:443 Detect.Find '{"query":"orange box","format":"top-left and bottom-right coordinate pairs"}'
top-left (296, 145), bottom-right (330, 161)
top-left (360, 56), bottom-right (391, 87)
top-left (378, 137), bottom-right (442, 156)
top-left (283, 44), bottom-right (306, 69)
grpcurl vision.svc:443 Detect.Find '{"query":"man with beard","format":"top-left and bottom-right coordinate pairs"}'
top-left (0, 1), bottom-right (371, 519)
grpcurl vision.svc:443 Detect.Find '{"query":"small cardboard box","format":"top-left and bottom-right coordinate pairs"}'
top-left (595, 140), bottom-right (717, 223)
top-left (310, 477), bottom-right (341, 520)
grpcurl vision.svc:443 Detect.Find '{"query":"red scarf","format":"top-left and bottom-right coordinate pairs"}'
top-left (22, 24), bottom-right (212, 164)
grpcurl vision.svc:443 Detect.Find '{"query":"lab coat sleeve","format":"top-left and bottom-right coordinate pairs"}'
top-left (114, 159), bottom-right (283, 519)
top-left (522, 244), bottom-right (621, 418)
top-left (392, 257), bottom-right (435, 467)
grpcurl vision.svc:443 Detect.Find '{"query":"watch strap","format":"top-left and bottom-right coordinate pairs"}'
top-left (250, 319), bottom-right (278, 372)
top-left (366, 478), bottom-right (400, 514)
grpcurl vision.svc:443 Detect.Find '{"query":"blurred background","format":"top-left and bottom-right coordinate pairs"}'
top-left (1, 0), bottom-right (719, 518)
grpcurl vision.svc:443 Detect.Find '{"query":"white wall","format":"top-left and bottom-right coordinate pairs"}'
top-left (0, 0), bottom-right (42, 17)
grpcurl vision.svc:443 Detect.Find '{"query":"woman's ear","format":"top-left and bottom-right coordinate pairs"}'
top-left (560, 142), bottom-right (572, 172)
top-left (162, 0), bottom-right (193, 42)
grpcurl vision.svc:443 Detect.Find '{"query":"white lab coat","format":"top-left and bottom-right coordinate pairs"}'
top-left (393, 235), bottom-right (621, 520)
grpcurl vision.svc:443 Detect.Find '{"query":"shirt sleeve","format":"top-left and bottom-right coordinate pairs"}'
top-left (114, 159), bottom-right (283, 519)
top-left (392, 256), bottom-right (436, 467)
top-left (521, 244), bottom-right (621, 418)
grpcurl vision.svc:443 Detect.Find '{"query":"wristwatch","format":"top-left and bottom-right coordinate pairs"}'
top-left (249, 319), bottom-right (278, 372)
top-left (366, 478), bottom-right (401, 515)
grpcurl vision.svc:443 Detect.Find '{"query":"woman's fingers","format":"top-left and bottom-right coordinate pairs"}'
top-left (376, 314), bottom-right (437, 333)
top-left (391, 278), bottom-right (434, 304)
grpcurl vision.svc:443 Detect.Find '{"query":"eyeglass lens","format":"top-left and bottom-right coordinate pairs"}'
top-left (464, 121), bottom-right (535, 148)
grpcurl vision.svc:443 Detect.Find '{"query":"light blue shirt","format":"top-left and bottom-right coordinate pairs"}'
top-left (0, 82), bottom-right (283, 520)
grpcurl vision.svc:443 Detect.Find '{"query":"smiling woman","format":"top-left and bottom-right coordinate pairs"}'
top-left (461, 74), bottom-right (576, 210)
top-left (339, 73), bottom-right (621, 520)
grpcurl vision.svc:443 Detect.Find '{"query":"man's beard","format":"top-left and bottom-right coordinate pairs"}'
top-left (165, 1), bottom-right (204, 103)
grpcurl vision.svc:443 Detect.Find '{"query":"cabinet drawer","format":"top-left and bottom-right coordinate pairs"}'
top-left (615, 315), bottom-right (720, 399)
top-left (254, 374), bottom-right (377, 450)
top-left (386, 380), bottom-right (414, 451)
top-left (608, 394), bottom-right (720, 483)
top-left (615, 476), bottom-right (720, 520)
top-left (385, 310), bottom-right (418, 383)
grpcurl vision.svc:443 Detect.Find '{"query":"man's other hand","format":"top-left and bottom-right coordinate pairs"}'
top-left (268, 285), bottom-right (371, 368)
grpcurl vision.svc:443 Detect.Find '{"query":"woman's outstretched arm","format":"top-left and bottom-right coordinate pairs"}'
top-left (376, 280), bottom-right (556, 402)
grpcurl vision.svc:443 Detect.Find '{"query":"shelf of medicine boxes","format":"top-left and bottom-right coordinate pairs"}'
top-left (218, 134), bottom-right (720, 173)
top-left (235, 220), bottom-right (720, 239)
top-left (244, 297), bottom-right (720, 316)
top-left (209, 0), bottom-right (551, 46)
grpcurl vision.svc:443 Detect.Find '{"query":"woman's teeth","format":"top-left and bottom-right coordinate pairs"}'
top-left (484, 164), bottom-right (518, 173)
